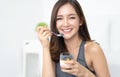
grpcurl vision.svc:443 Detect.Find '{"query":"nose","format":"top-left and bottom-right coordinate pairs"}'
top-left (63, 18), bottom-right (68, 27)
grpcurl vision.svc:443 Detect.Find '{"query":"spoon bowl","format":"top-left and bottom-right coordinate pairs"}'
top-left (52, 32), bottom-right (64, 37)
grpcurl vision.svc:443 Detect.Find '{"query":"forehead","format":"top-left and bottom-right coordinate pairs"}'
top-left (57, 3), bottom-right (77, 15)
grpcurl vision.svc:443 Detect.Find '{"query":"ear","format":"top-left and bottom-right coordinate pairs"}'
top-left (79, 17), bottom-right (83, 26)
top-left (79, 21), bottom-right (83, 26)
top-left (80, 23), bottom-right (82, 26)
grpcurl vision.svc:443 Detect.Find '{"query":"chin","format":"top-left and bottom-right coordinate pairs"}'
top-left (63, 36), bottom-right (72, 40)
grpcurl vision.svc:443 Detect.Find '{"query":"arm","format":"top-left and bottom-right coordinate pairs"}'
top-left (61, 42), bottom-right (110, 77)
top-left (91, 43), bottom-right (110, 77)
top-left (73, 42), bottom-right (110, 77)
top-left (42, 47), bottom-right (55, 77)
top-left (61, 59), bottom-right (96, 77)
top-left (36, 26), bottom-right (55, 77)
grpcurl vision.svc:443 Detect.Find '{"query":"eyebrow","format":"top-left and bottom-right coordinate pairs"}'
top-left (57, 14), bottom-right (77, 17)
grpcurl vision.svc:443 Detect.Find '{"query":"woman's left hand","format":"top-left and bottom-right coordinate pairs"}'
top-left (61, 60), bottom-right (86, 77)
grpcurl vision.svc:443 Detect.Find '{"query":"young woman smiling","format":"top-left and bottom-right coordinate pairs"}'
top-left (37, 0), bottom-right (110, 77)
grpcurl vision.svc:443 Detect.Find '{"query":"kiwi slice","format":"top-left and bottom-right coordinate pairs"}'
top-left (37, 22), bottom-right (48, 27)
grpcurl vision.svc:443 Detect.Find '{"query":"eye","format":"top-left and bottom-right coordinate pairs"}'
top-left (69, 17), bottom-right (76, 19)
top-left (56, 18), bottom-right (62, 21)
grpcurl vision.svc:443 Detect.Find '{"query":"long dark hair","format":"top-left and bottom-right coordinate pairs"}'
top-left (50, 0), bottom-right (91, 62)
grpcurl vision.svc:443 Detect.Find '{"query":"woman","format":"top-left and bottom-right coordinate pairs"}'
top-left (37, 0), bottom-right (110, 77)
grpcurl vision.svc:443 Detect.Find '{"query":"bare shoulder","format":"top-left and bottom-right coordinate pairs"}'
top-left (85, 41), bottom-right (110, 77)
top-left (85, 41), bottom-right (104, 56)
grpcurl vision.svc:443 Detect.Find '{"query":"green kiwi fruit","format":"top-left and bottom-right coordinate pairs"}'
top-left (35, 22), bottom-right (48, 31)
top-left (37, 22), bottom-right (48, 27)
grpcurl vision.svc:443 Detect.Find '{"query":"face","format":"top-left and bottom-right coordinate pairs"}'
top-left (56, 3), bottom-right (82, 40)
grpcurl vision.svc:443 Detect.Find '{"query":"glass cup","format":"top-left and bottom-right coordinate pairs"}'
top-left (60, 52), bottom-right (73, 69)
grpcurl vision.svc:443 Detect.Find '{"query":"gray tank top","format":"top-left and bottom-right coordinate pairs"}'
top-left (55, 40), bottom-right (96, 77)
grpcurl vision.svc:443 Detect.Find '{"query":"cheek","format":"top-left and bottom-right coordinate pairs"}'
top-left (72, 22), bottom-right (80, 31)
top-left (70, 19), bottom-right (80, 25)
top-left (56, 22), bottom-right (62, 29)
top-left (71, 21), bottom-right (80, 29)
top-left (56, 24), bottom-right (59, 30)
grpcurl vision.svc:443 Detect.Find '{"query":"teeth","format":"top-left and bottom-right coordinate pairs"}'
top-left (63, 29), bottom-right (71, 32)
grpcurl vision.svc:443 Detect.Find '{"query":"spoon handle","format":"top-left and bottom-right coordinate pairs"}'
top-left (52, 32), bottom-right (63, 37)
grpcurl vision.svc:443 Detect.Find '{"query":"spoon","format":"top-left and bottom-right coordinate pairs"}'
top-left (36, 22), bottom-right (64, 37)
top-left (52, 32), bottom-right (64, 37)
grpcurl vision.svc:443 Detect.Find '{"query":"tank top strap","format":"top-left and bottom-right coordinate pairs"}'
top-left (77, 40), bottom-right (86, 65)
top-left (77, 40), bottom-right (96, 75)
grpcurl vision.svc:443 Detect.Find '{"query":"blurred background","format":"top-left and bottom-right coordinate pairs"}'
top-left (0, 0), bottom-right (120, 77)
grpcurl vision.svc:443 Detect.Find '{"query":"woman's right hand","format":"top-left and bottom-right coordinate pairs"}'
top-left (36, 26), bottom-right (52, 48)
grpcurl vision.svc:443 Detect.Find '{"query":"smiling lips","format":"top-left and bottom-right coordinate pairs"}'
top-left (62, 28), bottom-right (72, 34)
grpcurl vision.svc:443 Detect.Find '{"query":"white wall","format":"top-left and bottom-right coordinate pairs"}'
top-left (0, 0), bottom-right (120, 77)
top-left (0, 0), bottom-right (44, 77)
top-left (80, 1), bottom-right (120, 76)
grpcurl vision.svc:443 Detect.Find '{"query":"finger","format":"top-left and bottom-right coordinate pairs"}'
top-left (61, 66), bottom-right (82, 76)
top-left (38, 31), bottom-right (51, 41)
top-left (72, 62), bottom-right (86, 76)
top-left (61, 67), bottom-right (75, 74)
top-left (42, 30), bottom-right (51, 36)
top-left (36, 26), bottom-right (43, 32)
top-left (38, 27), bottom-right (50, 36)
top-left (44, 33), bottom-right (52, 39)
top-left (60, 62), bottom-right (81, 76)
top-left (60, 63), bottom-right (75, 72)
top-left (37, 27), bottom-right (49, 32)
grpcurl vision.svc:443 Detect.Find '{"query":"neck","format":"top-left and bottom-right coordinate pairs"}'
top-left (64, 36), bottom-right (82, 53)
